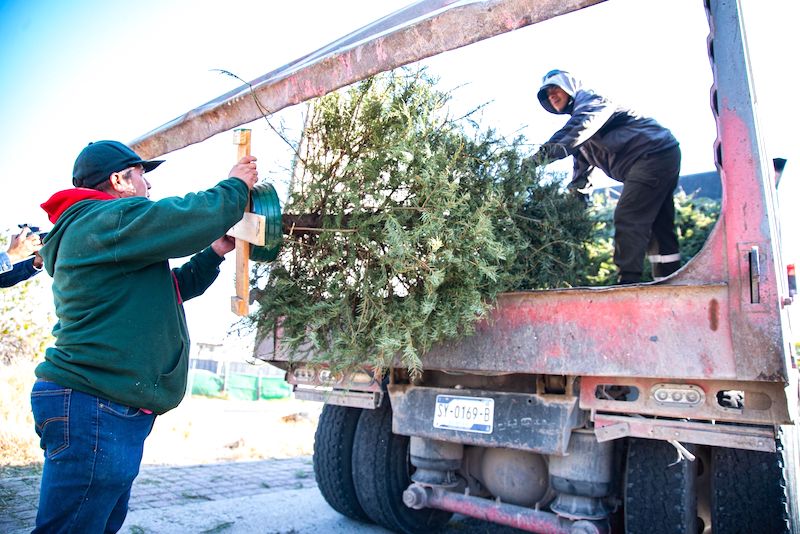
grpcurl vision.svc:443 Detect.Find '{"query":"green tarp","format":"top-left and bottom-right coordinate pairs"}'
top-left (189, 369), bottom-right (291, 400)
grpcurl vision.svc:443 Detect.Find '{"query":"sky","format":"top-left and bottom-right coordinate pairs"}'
top-left (1, 0), bottom-right (798, 347)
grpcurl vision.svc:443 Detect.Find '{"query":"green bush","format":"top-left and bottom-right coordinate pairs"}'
top-left (580, 188), bottom-right (720, 285)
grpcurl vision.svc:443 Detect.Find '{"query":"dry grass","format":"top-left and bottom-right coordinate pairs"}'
top-left (0, 360), bottom-right (42, 471)
top-left (1, 360), bottom-right (321, 477)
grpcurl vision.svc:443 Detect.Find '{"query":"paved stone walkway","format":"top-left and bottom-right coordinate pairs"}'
top-left (0, 456), bottom-right (315, 534)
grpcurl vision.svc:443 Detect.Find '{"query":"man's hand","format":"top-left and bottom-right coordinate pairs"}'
top-left (211, 235), bottom-right (236, 258)
top-left (229, 155), bottom-right (258, 190)
top-left (7, 227), bottom-right (42, 263)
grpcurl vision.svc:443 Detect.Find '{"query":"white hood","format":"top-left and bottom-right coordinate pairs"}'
top-left (536, 70), bottom-right (582, 114)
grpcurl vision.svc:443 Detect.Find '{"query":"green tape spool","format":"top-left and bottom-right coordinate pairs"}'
top-left (249, 182), bottom-right (282, 262)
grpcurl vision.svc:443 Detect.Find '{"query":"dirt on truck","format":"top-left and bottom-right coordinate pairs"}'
top-left (132, 0), bottom-right (799, 532)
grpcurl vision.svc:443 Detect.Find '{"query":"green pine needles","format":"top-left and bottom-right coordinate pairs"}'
top-left (250, 69), bottom-right (593, 376)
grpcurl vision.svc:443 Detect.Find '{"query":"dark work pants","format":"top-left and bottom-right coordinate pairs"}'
top-left (613, 146), bottom-right (681, 283)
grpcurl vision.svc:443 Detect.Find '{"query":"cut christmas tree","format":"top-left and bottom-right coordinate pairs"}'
top-left (248, 69), bottom-right (593, 376)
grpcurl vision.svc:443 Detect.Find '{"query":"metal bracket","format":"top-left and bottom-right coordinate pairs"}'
top-left (293, 387), bottom-right (383, 409)
top-left (226, 212), bottom-right (267, 246)
top-left (593, 412), bottom-right (776, 452)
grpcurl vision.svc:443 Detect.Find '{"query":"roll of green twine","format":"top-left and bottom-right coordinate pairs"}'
top-left (249, 182), bottom-right (282, 262)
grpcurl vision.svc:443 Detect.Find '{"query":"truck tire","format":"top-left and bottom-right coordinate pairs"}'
top-left (351, 401), bottom-right (453, 534)
top-left (313, 404), bottom-right (371, 522)
top-left (624, 437), bottom-right (698, 534)
top-left (710, 425), bottom-right (799, 533)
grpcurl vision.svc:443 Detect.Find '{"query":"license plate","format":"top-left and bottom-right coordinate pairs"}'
top-left (433, 395), bottom-right (494, 434)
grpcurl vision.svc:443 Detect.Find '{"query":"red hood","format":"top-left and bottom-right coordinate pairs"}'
top-left (41, 188), bottom-right (115, 223)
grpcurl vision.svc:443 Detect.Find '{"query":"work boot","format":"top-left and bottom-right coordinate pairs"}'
top-left (617, 272), bottom-right (641, 285)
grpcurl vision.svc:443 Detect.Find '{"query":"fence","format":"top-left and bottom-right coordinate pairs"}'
top-left (187, 359), bottom-right (291, 400)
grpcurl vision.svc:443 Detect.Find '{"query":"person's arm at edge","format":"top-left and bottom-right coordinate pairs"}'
top-left (0, 257), bottom-right (41, 288)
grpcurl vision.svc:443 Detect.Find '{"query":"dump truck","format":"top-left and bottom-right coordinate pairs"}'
top-left (131, 0), bottom-right (799, 532)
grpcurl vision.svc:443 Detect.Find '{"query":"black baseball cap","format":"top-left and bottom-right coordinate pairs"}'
top-left (72, 140), bottom-right (165, 188)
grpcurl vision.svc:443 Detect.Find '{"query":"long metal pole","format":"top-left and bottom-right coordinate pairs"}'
top-left (402, 484), bottom-right (606, 534)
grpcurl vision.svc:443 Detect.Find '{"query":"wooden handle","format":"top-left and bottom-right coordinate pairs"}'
top-left (234, 129), bottom-right (251, 160)
top-left (231, 129), bottom-right (252, 316)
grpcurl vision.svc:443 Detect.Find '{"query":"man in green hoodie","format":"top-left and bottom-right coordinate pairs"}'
top-left (31, 140), bottom-right (259, 533)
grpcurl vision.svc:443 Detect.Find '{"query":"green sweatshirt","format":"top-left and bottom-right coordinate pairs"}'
top-left (37, 178), bottom-right (250, 414)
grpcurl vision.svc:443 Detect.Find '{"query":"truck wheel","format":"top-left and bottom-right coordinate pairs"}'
top-left (624, 438), bottom-right (698, 534)
top-left (313, 404), bottom-right (371, 522)
top-left (351, 401), bottom-right (453, 534)
top-left (710, 425), bottom-right (799, 533)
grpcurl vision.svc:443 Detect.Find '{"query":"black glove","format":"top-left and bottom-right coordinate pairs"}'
top-left (530, 148), bottom-right (549, 167)
top-left (566, 171), bottom-right (592, 207)
top-left (569, 187), bottom-right (590, 207)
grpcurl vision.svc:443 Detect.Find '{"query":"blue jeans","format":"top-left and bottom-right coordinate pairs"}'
top-left (31, 379), bottom-right (156, 533)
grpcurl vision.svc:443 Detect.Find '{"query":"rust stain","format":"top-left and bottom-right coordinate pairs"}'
top-left (708, 298), bottom-right (719, 331)
top-left (375, 41), bottom-right (388, 63)
top-left (699, 352), bottom-right (714, 376)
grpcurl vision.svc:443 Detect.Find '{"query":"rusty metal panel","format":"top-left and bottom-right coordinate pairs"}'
top-left (413, 284), bottom-right (748, 378)
top-left (256, 282), bottom-right (786, 383)
top-left (388, 384), bottom-right (583, 455)
top-left (129, 0), bottom-right (604, 159)
top-left (701, 0), bottom-right (792, 381)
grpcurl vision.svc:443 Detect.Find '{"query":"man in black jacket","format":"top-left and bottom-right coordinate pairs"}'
top-left (534, 69), bottom-right (682, 284)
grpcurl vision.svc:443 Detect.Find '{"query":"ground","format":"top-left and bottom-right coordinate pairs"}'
top-left (140, 395), bottom-right (322, 466)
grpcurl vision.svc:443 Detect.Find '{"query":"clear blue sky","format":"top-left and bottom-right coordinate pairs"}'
top-left (1, 0), bottom-right (797, 343)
